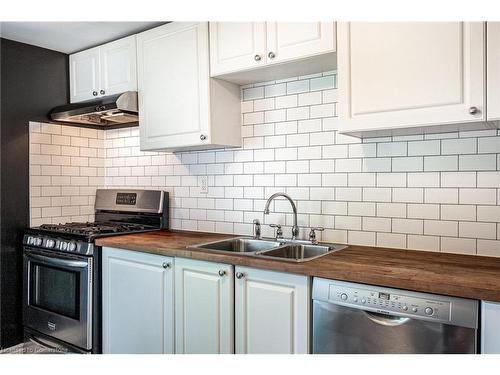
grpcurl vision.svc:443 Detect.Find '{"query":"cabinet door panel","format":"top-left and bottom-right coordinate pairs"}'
top-left (482, 301), bottom-right (500, 353)
top-left (69, 47), bottom-right (100, 103)
top-left (235, 267), bottom-right (309, 354)
top-left (102, 247), bottom-right (174, 354)
top-left (100, 35), bottom-right (137, 96)
top-left (266, 22), bottom-right (336, 64)
top-left (487, 22), bottom-right (500, 121)
top-left (209, 22), bottom-right (267, 76)
top-left (137, 23), bottom-right (210, 150)
top-left (338, 22), bottom-right (485, 133)
top-left (175, 258), bottom-right (234, 354)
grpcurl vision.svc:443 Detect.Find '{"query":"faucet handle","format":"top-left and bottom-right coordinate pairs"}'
top-left (253, 219), bottom-right (261, 239)
top-left (269, 224), bottom-right (283, 239)
top-left (309, 227), bottom-right (324, 243)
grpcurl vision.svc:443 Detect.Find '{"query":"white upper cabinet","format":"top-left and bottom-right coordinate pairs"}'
top-left (487, 22), bottom-right (500, 121)
top-left (137, 22), bottom-right (241, 152)
top-left (235, 267), bottom-right (310, 354)
top-left (175, 258), bottom-right (234, 354)
top-left (338, 22), bottom-right (488, 137)
top-left (99, 35), bottom-right (137, 97)
top-left (210, 22), bottom-right (267, 76)
top-left (69, 47), bottom-right (100, 103)
top-left (102, 247), bottom-right (174, 354)
top-left (266, 22), bottom-right (336, 64)
top-left (209, 22), bottom-right (336, 84)
top-left (69, 35), bottom-right (137, 103)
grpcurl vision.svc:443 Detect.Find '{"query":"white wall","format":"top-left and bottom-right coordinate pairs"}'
top-left (29, 122), bottom-right (106, 225)
top-left (29, 71), bottom-right (500, 256)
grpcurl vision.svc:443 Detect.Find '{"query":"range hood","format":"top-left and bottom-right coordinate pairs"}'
top-left (50, 91), bottom-right (138, 127)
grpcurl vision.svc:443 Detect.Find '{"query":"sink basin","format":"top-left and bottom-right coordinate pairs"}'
top-left (257, 243), bottom-right (346, 262)
top-left (190, 237), bottom-right (282, 254)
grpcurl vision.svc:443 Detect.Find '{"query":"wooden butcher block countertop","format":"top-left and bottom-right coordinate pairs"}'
top-left (96, 230), bottom-right (500, 302)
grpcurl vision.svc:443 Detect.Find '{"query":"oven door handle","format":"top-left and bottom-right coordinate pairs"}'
top-left (25, 252), bottom-right (89, 268)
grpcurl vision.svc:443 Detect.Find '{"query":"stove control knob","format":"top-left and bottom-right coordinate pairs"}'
top-left (402, 306), bottom-right (408, 311)
top-left (340, 293), bottom-right (348, 301)
top-left (35, 238), bottom-right (43, 246)
top-left (68, 242), bottom-right (77, 252)
top-left (412, 307), bottom-right (418, 313)
top-left (425, 307), bottom-right (434, 315)
top-left (361, 299), bottom-right (366, 304)
top-left (46, 239), bottom-right (55, 248)
top-left (27, 236), bottom-right (33, 245)
top-left (60, 241), bottom-right (68, 251)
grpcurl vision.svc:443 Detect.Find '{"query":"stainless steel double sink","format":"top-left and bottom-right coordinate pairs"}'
top-left (189, 237), bottom-right (346, 262)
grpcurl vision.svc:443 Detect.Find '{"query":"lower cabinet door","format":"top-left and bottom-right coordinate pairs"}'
top-left (102, 247), bottom-right (174, 354)
top-left (482, 301), bottom-right (500, 353)
top-left (235, 266), bottom-right (310, 354)
top-left (174, 258), bottom-right (234, 353)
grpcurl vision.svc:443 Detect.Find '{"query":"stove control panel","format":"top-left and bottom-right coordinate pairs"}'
top-left (328, 283), bottom-right (452, 322)
top-left (23, 234), bottom-right (93, 255)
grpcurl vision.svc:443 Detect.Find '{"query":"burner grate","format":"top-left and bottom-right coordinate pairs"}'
top-left (38, 222), bottom-right (149, 237)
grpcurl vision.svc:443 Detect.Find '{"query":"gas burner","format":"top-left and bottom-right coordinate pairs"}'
top-left (37, 222), bottom-right (150, 238)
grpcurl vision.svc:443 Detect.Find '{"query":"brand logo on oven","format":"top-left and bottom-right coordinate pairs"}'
top-left (47, 321), bottom-right (56, 331)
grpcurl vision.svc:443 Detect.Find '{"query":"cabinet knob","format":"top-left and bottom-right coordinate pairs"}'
top-left (100, 89), bottom-right (105, 95)
top-left (162, 262), bottom-right (171, 269)
top-left (268, 52), bottom-right (276, 59)
top-left (469, 106), bottom-right (479, 115)
top-left (218, 269), bottom-right (226, 277)
top-left (200, 134), bottom-right (207, 141)
top-left (254, 54), bottom-right (262, 61)
top-left (235, 272), bottom-right (245, 279)
top-left (92, 91), bottom-right (98, 96)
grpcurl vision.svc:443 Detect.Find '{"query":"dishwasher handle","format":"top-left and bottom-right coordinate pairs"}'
top-left (364, 311), bottom-right (411, 327)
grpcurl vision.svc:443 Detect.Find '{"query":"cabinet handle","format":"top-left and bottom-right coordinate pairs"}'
top-left (254, 54), bottom-right (262, 61)
top-left (218, 269), bottom-right (226, 277)
top-left (469, 106), bottom-right (479, 115)
top-left (162, 262), bottom-right (171, 269)
top-left (100, 89), bottom-right (105, 95)
top-left (268, 52), bottom-right (276, 59)
top-left (235, 272), bottom-right (245, 279)
top-left (92, 91), bottom-right (98, 96)
top-left (200, 134), bottom-right (207, 141)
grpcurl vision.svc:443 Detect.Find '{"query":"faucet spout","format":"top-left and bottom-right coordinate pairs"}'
top-left (263, 192), bottom-right (299, 239)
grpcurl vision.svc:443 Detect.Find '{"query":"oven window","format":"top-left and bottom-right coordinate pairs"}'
top-left (30, 263), bottom-right (80, 319)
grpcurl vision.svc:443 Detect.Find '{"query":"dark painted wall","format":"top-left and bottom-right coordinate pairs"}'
top-left (0, 38), bottom-right (68, 348)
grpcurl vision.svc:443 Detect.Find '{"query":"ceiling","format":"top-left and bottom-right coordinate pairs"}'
top-left (0, 22), bottom-right (165, 54)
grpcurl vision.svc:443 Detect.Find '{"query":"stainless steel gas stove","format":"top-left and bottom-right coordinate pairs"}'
top-left (22, 189), bottom-right (168, 353)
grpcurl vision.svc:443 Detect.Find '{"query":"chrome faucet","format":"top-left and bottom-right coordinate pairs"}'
top-left (263, 192), bottom-right (299, 240)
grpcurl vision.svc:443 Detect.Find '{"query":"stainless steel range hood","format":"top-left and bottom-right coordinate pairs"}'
top-left (49, 91), bottom-right (138, 127)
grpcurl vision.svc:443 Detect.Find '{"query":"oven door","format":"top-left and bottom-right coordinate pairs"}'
top-left (23, 248), bottom-right (92, 351)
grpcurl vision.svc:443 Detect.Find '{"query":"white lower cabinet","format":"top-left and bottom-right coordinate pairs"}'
top-left (102, 247), bottom-right (174, 354)
top-left (174, 258), bottom-right (234, 354)
top-left (481, 301), bottom-right (500, 353)
top-left (235, 266), bottom-right (310, 354)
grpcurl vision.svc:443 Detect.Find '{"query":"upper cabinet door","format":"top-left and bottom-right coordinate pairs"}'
top-left (338, 22), bottom-right (485, 133)
top-left (235, 267), bottom-right (310, 354)
top-left (175, 258), bottom-right (234, 354)
top-left (266, 22), bottom-right (336, 64)
top-left (209, 22), bottom-right (267, 76)
top-left (487, 22), bottom-right (500, 121)
top-left (137, 23), bottom-right (211, 151)
top-left (69, 47), bottom-right (100, 103)
top-left (99, 35), bottom-right (137, 97)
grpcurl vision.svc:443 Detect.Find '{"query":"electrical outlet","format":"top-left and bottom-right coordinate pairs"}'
top-left (199, 176), bottom-right (208, 194)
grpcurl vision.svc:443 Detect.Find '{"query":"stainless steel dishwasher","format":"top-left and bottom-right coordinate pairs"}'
top-left (312, 278), bottom-right (479, 354)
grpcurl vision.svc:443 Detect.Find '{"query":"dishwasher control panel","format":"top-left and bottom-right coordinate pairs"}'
top-left (328, 283), bottom-right (452, 321)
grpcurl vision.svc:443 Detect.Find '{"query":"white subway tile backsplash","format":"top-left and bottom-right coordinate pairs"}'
top-left (29, 71), bottom-right (500, 255)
